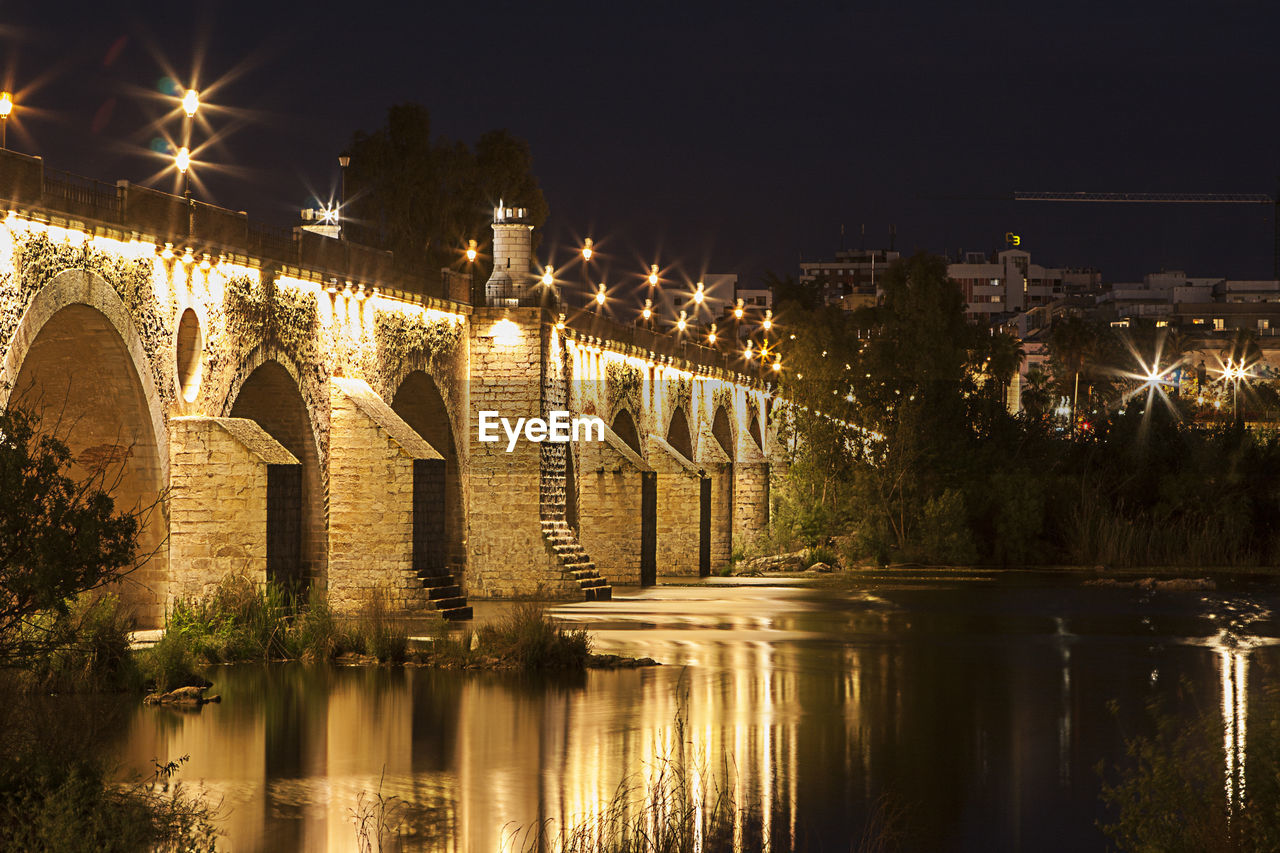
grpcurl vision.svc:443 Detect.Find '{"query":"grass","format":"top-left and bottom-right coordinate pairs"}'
top-left (415, 604), bottom-right (590, 672)
top-left (509, 704), bottom-right (907, 852)
top-left (139, 575), bottom-right (410, 690)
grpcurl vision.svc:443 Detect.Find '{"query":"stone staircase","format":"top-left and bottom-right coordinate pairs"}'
top-left (541, 519), bottom-right (612, 601)
top-left (416, 571), bottom-right (473, 620)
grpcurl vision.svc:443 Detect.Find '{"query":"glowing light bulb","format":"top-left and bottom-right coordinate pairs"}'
top-left (642, 298), bottom-right (652, 320)
top-left (542, 265), bottom-right (554, 287)
top-left (648, 264), bottom-right (659, 287)
top-left (762, 309), bottom-right (773, 331)
top-left (160, 242), bottom-right (174, 260)
top-left (733, 298), bottom-right (744, 319)
top-left (582, 238), bottom-right (593, 261)
top-left (175, 146), bottom-right (190, 173)
top-left (595, 282), bottom-right (606, 305)
top-left (745, 341), bottom-right (754, 360)
top-left (676, 310), bottom-right (687, 332)
top-left (694, 281), bottom-right (705, 304)
top-left (466, 239), bottom-right (477, 262)
top-left (0, 92), bottom-right (12, 119)
top-left (708, 323), bottom-right (717, 344)
top-left (182, 89), bottom-right (200, 118)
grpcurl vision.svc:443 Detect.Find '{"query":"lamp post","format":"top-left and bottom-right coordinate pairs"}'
top-left (0, 92), bottom-right (11, 149)
top-left (176, 146), bottom-right (193, 235)
top-left (178, 88), bottom-right (198, 237)
top-left (338, 154), bottom-right (350, 239)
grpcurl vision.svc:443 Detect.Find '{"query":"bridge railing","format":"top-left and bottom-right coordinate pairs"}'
top-left (42, 169), bottom-right (122, 221)
top-left (0, 147), bottom-right (450, 303)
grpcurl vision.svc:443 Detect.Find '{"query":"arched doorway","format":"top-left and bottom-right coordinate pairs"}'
top-left (10, 302), bottom-right (167, 625)
top-left (229, 359), bottom-right (324, 593)
top-left (392, 371), bottom-right (464, 571)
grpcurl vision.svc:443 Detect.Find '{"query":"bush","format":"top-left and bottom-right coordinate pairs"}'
top-left (918, 489), bottom-right (977, 565)
top-left (478, 604), bottom-right (590, 671)
top-left (342, 593), bottom-right (407, 663)
top-left (20, 593), bottom-right (141, 692)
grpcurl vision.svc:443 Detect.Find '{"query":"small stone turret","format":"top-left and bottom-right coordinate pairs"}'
top-left (484, 200), bottom-right (534, 306)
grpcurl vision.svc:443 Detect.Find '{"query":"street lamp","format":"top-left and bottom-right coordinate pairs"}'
top-left (541, 265), bottom-right (554, 287)
top-left (466, 239), bottom-right (478, 263)
top-left (762, 309), bottom-right (773, 332)
top-left (182, 89), bottom-right (199, 120)
top-left (595, 282), bottom-right (607, 310)
top-left (641, 298), bottom-right (652, 322)
top-left (582, 238), bottom-right (594, 262)
top-left (648, 264), bottom-right (659, 287)
top-left (708, 323), bottom-right (717, 345)
top-left (338, 154), bottom-right (350, 238)
top-left (0, 92), bottom-right (12, 149)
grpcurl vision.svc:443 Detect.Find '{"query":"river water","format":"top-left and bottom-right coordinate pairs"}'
top-left (109, 571), bottom-right (1280, 851)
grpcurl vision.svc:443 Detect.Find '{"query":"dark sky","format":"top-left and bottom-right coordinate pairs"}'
top-left (4, 0), bottom-right (1279, 289)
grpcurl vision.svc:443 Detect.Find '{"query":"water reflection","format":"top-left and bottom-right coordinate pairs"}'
top-left (105, 576), bottom-right (1280, 852)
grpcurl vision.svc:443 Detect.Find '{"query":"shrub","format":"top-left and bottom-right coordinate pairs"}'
top-left (20, 593), bottom-right (141, 692)
top-left (918, 488), bottom-right (977, 565)
top-left (343, 593), bottom-right (407, 663)
top-left (476, 604), bottom-right (590, 671)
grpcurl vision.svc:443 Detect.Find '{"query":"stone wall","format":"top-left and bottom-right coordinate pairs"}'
top-left (648, 436), bottom-right (705, 577)
top-left (577, 425), bottom-right (653, 584)
top-left (168, 416), bottom-right (297, 605)
top-left (466, 308), bottom-right (575, 598)
top-left (327, 377), bottom-right (442, 615)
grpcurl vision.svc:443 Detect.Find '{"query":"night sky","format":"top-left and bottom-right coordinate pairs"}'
top-left (4, 0), bottom-right (1279, 290)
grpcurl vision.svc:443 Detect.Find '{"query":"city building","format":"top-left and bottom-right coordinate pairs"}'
top-left (800, 248), bottom-right (900, 309)
top-left (946, 249), bottom-right (1066, 323)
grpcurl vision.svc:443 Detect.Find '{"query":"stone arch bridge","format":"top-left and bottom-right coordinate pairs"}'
top-left (0, 151), bottom-right (778, 627)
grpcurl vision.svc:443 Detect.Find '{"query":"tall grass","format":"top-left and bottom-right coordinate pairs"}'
top-left (511, 703), bottom-right (907, 852)
top-left (152, 575), bottom-right (407, 679)
top-left (1068, 497), bottom-right (1257, 568)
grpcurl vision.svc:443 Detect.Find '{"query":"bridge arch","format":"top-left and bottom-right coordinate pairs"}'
top-left (0, 268), bottom-right (169, 625)
top-left (711, 404), bottom-right (736, 461)
top-left (392, 369), bottom-right (465, 570)
top-left (227, 347), bottom-right (326, 592)
top-left (611, 407), bottom-right (643, 456)
top-left (666, 406), bottom-right (694, 461)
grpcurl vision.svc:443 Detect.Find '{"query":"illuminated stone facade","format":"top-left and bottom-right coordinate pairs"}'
top-left (0, 151), bottom-right (779, 627)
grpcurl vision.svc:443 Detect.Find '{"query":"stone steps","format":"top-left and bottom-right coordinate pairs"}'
top-left (540, 519), bottom-right (612, 601)
top-left (417, 572), bottom-right (473, 621)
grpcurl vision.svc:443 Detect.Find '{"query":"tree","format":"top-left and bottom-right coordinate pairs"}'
top-left (0, 402), bottom-right (141, 666)
top-left (343, 103), bottom-right (549, 276)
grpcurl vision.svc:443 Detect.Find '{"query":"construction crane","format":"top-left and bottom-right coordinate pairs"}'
top-left (1013, 190), bottom-right (1279, 278)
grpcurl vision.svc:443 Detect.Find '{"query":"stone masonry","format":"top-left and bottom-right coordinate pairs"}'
top-left (168, 416), bottom-right (297, 604)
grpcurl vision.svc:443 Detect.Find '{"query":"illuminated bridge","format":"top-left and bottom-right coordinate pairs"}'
top-left (0, 150), bottom-right (777, 627)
